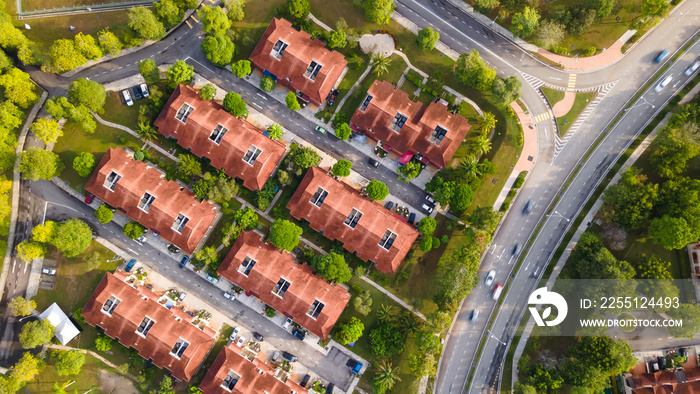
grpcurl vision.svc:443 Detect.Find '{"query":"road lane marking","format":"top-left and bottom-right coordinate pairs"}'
top-left (190, 15), bottom-right (199, 23)
top-left (567, 74), bottom-right (577, 92)
top-left (185, 20), bottom-right (192, 29)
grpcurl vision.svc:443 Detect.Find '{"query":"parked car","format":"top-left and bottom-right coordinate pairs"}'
top-left (121, 90), bottom-right (133, 106)
top-left (522, 200), bottom-right (532, 215)
top-left (271, 351), bottom-right (280, 363)
top-left (425, 194), bottom-right (436, 204)
top-left (485, 270), bottom-right (496, 286)
top-left (252, 332), bottom-right (264, 342)
top-left (140, 83), bottom-right (150, 97)
top-left (346, 359), bottom-right (362, 374)
top-left (282, 352), bottom-right (297, 362)
top-left (125, 259), bottom-right (136, 272)
top-left (132, 86), bottom-right (142, 100)
top-left (283, 317), bottom-right (292, 329)
top-left (84, 193), bottom-right (94, 204)
top-left (469, 310), bottom-right (479, 322)
top-left (327, 89), bottom-right (339, 106)
top-left (229, 326), bottom-right (241, 341)
top-left (407, 212), bottom-right (416, 224)
top-left (368, 158), bottom-right (380, 167)
top-left (326, 383), bottom-right (334, 393)
top-left (299, 374), bottom-right (310, 388)
top-left (421, 203), bottom-right (434, 213)
top-left (137, 235), bottom-right (147, 243)
top-left (179, 256), bottom-right (189, 268)
top-left (178, 292), bottom-right (186, 302)
top-left (314, 125), bottom-right (327, 134)
top-left (205, 273), bottom-right (220, 284)
top-left (223, 292), bottom-right (235, 300)
top-left (680, 348), bottom-right (688, 358)
top-left (291, 328), bottom-right (305, 341)
top-left (41, 268), bottom-right (56, 275)
top-left (658, 356), bottom-right (667, 370)
top-left (655, 75), bottom-right (673, 92)
top-left (384, 201), bottom-right (394, 210)
top-left (655, 49), bottom-right (670, 63)
top-left (235, 337), bottom-right (245, 347)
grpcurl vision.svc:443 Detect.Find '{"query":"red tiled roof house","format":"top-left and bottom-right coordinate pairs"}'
top-left (218, 231), bottom-right (350, 339)
top-left (287, 167), bottom-right (419, 273)
top-left (249, 18), bottom-right (347, 106)
top-left (350, 80), bottom-right (471, 168)
top-left (82, 272), bottom-right (217, 381)
top-left (199, 344), bottom-right (308, 394)
top-left (154, 84), bottom-right (286, 191)
top-left (84, 148), bottom-right (218, 255)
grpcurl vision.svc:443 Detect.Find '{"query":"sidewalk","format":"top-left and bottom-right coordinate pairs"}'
top-left (360, 276), bottom-right (426, 321)
top-left (92, 113), bottom-right (180, 162)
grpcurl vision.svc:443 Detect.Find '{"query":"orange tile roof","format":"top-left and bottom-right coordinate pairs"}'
top-left (286, 167), bottom-right (419, 273)
top-left (81, 272), bottom-right (216, 381)
top-left (84, 148), bottom-right (217, 255)
top-left (154, 84), bottom-right (286, 191)
top-left (200, 345), bottom-right (308, 394)
top-left (249, 18), bottom-right (347, 106)
top-left (217, 231), bottom-right (350, 338)
top-left (350, 80), bottom-right (470, 168)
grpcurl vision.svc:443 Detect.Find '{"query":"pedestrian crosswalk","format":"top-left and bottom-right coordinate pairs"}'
top-left (567, 74), bottom-right (577, 92)
top-left (533, 110), bottom-right (553, 123)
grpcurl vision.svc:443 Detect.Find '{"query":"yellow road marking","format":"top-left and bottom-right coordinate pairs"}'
top-left (185, 20), bottom-right (192, 28)
top-left (191, 15), bottom-right (199, 23)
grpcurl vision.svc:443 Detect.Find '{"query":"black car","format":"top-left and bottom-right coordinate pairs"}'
top-left (282, 352), bottom-right (297, 362)
top-left (252, 332), bottom-right (264, 342)
top-left (384, 201), bottom-right (393, 210)
top-left (326, 383), bottom-right (334, 393)
top-left (291, 328), bottom-right (305, 341)
top-left (407, 212), bottom-right (416, 224)
top-left (327, 89), bottom-right (339, 106)
top-left (132, 86), bottom-right (143, 100)
top-left (299, 374), bottom-right (310, 388)
top-left (522, 200), bottom-right (532, 215)
top-left (368, 158), bottom-right (380, 167)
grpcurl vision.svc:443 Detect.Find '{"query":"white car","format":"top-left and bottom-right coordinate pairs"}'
top-left (122, 89), bottom-right (134, 106)
top-left (421, 203), bottom-right (434, 213)
top-left (283, 317), bottom-right (292, 329)
top-left (685, 61), bottom-right (700, 76)
top-left (140, 83), bottom-right (150, 97)
top-left (229, 326), bottom-right (241, 342)
top-left (235, 336), bottom-right (245, 347)
top-left (137, 235), bottom-right (147, 243)
top-left (484, 270), bottom-right (496, 286)
top-left (41, 268), bottom-right (56, 275)
top-left (655, 75), bottom-right (673, 92)
top-left (223, 292), bottom-right (235, 300)
top-left (178, 292), bottom-right (186, 302)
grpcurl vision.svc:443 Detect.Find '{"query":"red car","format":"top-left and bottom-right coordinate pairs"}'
top-left (84, 193), bottom-right (95, 204)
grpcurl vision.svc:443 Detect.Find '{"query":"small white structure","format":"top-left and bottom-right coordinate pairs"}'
top-left (39, 303), bottom-right (80, 345)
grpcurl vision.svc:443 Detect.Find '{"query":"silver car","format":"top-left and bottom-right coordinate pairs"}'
top-left (485, 270), bottom-right (496, 286)
top-left (655, 75), bottom-right (673, 92)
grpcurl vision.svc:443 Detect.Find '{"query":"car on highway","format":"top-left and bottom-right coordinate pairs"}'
top-left (122, 90), bottom-right (133, 106)
top-left (685, 61), bottom-right (700, 76)
top-left (314, 125), bottom-right (327, 134)
top-left (512, 243), bottom-right (521, 256)
top-left (327, 89), bottom-right (339, 106)
top-left (140, 83), bottom-right (150, 97)
top-left (421, 203), bottom-right (434, 213)
top-left (223, 292), bottom-right (235, 300)
top-left (252, 332), bottom-right (264, 342)
top-left (485, 270), bottom-right (495, 286)
top-left (655, 49), bottom-right (669, 63)
top-left (469, 310), bottom-right (478, 322)
top-left (655, 75), bottom-right (673, 92)
top-left (84, 193), bottom-right (94, 204)
top-left (229, 326), bottom-right (241, 341)
top-left (522, 200), bottom-right (532, 215)
top-left (235, 336), bottom-right (245, 347)
top-left (368, 158), bottom-right (380, 167)
top-left (132, 86), bottom-right (142, 100)
top-left (205, 274), bottom-right (220, 284)
top-left (282, 352), bottom-right (297, 362)
top-left (283, 317), bottom-right (292, 329)
top-left (125, 259), bottom-right (136, 272)
top-left (41, 268), bottom-right (56, 275)
top-left (492, 283), bottom-right (504, 301)
top-left (179, 256), bottom-right (189, 268)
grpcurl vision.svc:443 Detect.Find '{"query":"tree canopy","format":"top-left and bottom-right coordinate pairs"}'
top-left (328, 30), bottom-right (347, 49)
top-left (510, 7), bottom-right (540, 37)
top-left (15, 240), bottom-right (46, 263)
top-left (167, 60), bottom-right (194, 89)
top-left (72, 152), bottom-right (95, 177)
top-left (31, 118), bottom-right (63, 145)
top-left (223, 92), bottom-right (247, 117)
top-left (9, 297), bottom-right (36, 317)
top-left (416, 27), bottom-right (440, 50)
top-left (335, 123), bottom-right (351, 140)
top-left (199, 83), bottom-right (217, 101)
top-left (259, 75), bottom-right (275, 92)
top-left (97, 29), bottom-right (122, 56)
top-left (269, 220), bottom-right (303, 251)
top-left (286, 0), bottom-right (309, 20)
top-left (332, 159), bottom-right (352, 177)
top-left (123, 222), bottom-right (145, 239)
top-left (369, 321), bottom-right (404, 356)
top-left (366, 180), bottom-right (389, 200)
top-left (492, 76), bottom-right (522, 106)
top-left (153, 0), bottom-right (183, 29)
top-left (335, 317), bottom-right (364, 344)
top-left (128, 6), bottom-right (166, 41)
top-left (139, 58), bottom-right (160, 84)
top-left (311, 252), bottom-right (352, 283)
top-left (20, 319), bottom-right (55, 349)
top-left (224, 0), bottom-right (245, 20)
top-left (52, 218), bottom-right (93, 257)
top-left (291, 146), bottom-right (320, 168)
top-left (199, 6), bottom-right (231, 35)
top-left (231, 60), bottom-right (251, 77)
top-left (19, 148), bottom-right (63, 181)
top-left (363, 0), bottom-right (394, 24)
top-left (68, 78), bottom-right (106, 112)
top-left (54, 350), bottom-right (85, 376)
top-left (0, 68), bottom-right (38, 108)
top-left (285, 91), bottom-right (300, 110)
top-left (94, 205), bottom-right (113, 224)
top-left (455, 50), bottom-right (496, 91)
top-left (418, 216), bottom-right (437, 235)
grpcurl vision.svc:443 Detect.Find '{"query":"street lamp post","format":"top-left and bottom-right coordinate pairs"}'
top-left (547, 210), bottom-right (570, 222)
top-left (486, 329), bottom-right (507, 346)
top-left (624, 96), bottom-right (655, 112)
top-left (561, 54), bottom-right (579, 67)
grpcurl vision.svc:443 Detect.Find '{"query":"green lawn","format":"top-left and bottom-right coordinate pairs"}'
top-left (23, 353), bottom-right (127, 394)
top-left (557, 92), bottom-right (598, 136)
top-left (21, 0), bottom-right (144, 12)
top-left (19, 11), bottom-right (130, 51)
top-left (231, 0), bottom-right (286, 61)
top-left (541, 87), bottom-right (565, 107)
top-left (192, 324), bottom-right (233, 383)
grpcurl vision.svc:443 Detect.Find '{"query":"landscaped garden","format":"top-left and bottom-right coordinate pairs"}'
top-left (542, 87), bottom-right (597, 136)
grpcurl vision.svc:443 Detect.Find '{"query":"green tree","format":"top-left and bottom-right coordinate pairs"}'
top-left (167, 60), bottom-right (194, 89)
top-left (455, 50), bottom-right (496, 91)
top-left (416, 26), bottom-right (439, 50)
top-left (194, 245), bottom-right (219, 266)
top-left (474, 0), bottom-right (499, 13)
top-left (129, 7), bottom-right (166, 41)
top-left (233, 207), bottom-right (258, 230)
top-left (68, 78), bottom-right (106, 112)
top-left (0, 68), bottom-right (38, 108)
top-left (378, 304), bottom-right (394, 323)
top-left (332, 159), bottom-right (352, 177)
top-left (94, 336), bottom-right (113, 351)
top-left (369, 322), bottom-right (404, 356)
top-left (335, 317), bottom-right (364, 344)
top-left (32, 221), bottom-right (58, 243)
top-left (668, 303), bottom-right (700, 337)
top-left (207, 176), bottom-right (239, 201)
top-left (9, 297), bottom-right (36, 317)
top-left (311, 252), bottom-right (352, 283)
top-left (72, 152), bottom-right (95, 177)
top-left (642, 0), bottom-right (669, 18)
top-left (363, 0), bottom-right (394, 24)
top-left (20, 319), bottom-right (55, 349)
top-left (285, 91), bottom-right (300, 110)
top-left (0, 49), bottom-right (11, 72)
top-left (174, 0), bottom-right (198, 10)
top-left (139, 58), bottom-right (160, 84)
top-left (20, 149), bottom-right (62, 181)
top-left (328, 29), bottom-right (347, 49)
top-left (259, 75), bottom-right (276, 92)
top-left (588, 0), bottom-right (614, 19)
top-left (223, 92), bottom-right (247, 117)
top-left (373, 361), bottom-right (401, 392)
top-left (433, 243), bottom-right (481, 307)
top-left (419, 236), bottom-right (434, 252)
top-left (53, 219), bottom-right (92, 258)
top-left (600, 168), bottom-right (658, 230)
top-left (123, 222), bottom-right (145, 239)
top-left (200, 33), bottom-right (235, 67)
top-left (510, 7), bottom-right (540, 37)
top-left (472, 135), bottom-right (492, 156)
top-left (371, 53), bottom-right (391, 77)
top-left (153, 0), bottom-right (183, 29)
top-left (11, 352), bottom-right (45, 385)
top-left (569, 336), bottom-right (636, 375)
top-left (450, 184), bottom-right (474, 211)
top-left (418, 216), bottom-right (437, 235)
top-left (409, 353), bottom-right (437, 378)
top-left (97, 29), bottom-right (122, 56)
top-left (198, 5), bottom-right (231, 35)
top-left (224, 0), bottom-right (245, 20)
top-left (353, 292), bottom-right (372, 316)
top-left (491, 76), bottom-right (522, 106)
top-left (269, 220), bottom-right (303, 251)
top-left (521, 364), bottom-right (563, 392)
top-left (0, 100), bottom-right (25, 130)
top-left (177, 154), bottom-right (202, 177)
top-left (479, 112), bottom-right (497, 133)
top-left (334, 123), bottom-right (351, 140)
top-left (286, 0), bottom-right (309, 19)
top-left (231, 60), bottom-right (251, 77)
top-left (268, 123), bottom-right (283, 140)
top-left (649, 215), bottom-right (696, 250)
top-left (54, 350), bottom-right (85, 376)
top-left (366, 180), bottom-right (389, 200)
top-left (16, 240), bottom-right (46, 263)
top-left (137, 121), bottom-right (158, 141)
top-left (469, 206), bottom-right (501, 233)
top-left (199, 83), bottom-right (217, 101)
top-left (42, 39), bottom-right (86, 74)
top-left (292, 146), bottom-right (320, 168)
top-left (73, 33), bottom-right (102, 60)
top-left (535, 20), bottom-right (565, 49)
top-left (157, 376), bottom-right (175, 394)
top-left (31, 118), bottom-right (62, 145)
top-left (94, 205), bottom-right (113, 224)
top-left (398, 161), bottom-right (421, 182)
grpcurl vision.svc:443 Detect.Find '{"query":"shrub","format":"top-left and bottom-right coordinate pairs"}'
top-left (259, 75), bottom-right (275, 92)
top-left (94, 205), bottom-right (113, 223)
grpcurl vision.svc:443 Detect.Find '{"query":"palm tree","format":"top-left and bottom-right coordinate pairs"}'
top-left (373, 361), bottom-right (402, 391)
top-left (459, 155), bottom-right (481, 180)
top-left (479, 111), bottom-right (497, 134)
top-left (371, 54), bottom-right (392, 77)
top-left (137, 121), bottom-right (158, 142)
top-left (472, 135), bottom-right (492, 156)
top-left (377, 304), bottom-right (394, 323)
top-left (399, 311), bottom-right (420, 334)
